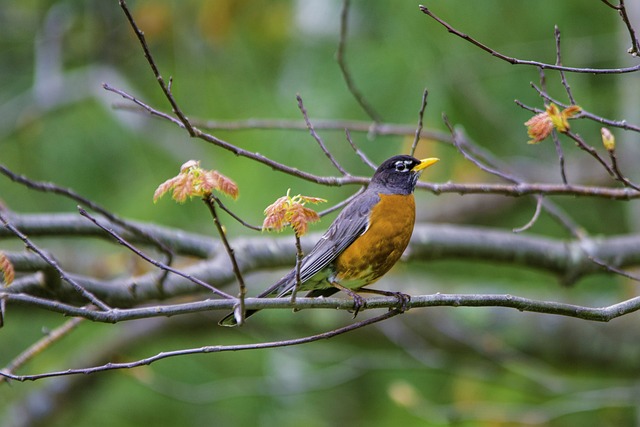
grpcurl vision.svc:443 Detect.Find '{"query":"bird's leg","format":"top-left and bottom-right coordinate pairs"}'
top-left (358, 288), bottom-right (411, 313)
top-left (330, 282), bottom-right (366, 318)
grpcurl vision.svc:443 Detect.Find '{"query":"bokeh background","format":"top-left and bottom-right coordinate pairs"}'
top-left (2, 1), bottom-right (640, 426)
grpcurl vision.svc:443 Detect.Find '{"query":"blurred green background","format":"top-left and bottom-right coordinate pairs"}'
top-left (2, 1), bottom-right (640, 426)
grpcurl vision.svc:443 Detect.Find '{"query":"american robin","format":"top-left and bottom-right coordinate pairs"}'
top-left (219, 154), bottom-right (439, 326)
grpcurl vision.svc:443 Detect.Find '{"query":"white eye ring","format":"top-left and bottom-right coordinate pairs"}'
top-left (394, 160), bottom-right (412, 172)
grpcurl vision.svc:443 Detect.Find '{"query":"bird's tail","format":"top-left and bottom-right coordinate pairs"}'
top-left (218, 271), bottom-right (295, 327)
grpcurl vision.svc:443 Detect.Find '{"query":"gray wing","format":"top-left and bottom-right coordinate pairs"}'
top-left (257, 190), bottom-right (379, 298)
top-left (297, 191), bottom-right (378, 282)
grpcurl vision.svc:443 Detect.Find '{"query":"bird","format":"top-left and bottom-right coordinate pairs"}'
top-left (219, 154), bottom-right (439, 326)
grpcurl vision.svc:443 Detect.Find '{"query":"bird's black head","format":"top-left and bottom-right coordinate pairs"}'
top-left (370, 155), bottom-right (439, 195)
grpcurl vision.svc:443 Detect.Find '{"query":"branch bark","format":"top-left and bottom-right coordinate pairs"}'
top-left (3, 213), bottom-right (640, 308)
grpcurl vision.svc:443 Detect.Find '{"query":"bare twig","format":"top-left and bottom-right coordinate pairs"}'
top-left (297, 94), bottom-right (348, 175)
top-left (78, 207), bottom-right (233, 299)
top-left (104, 85), bottom-right (368, 187)
top-left (588, 255), bottom-right (640, 282)
top-left (563, 131), bottom-right (616, 178)
top-left (419, 5), bottom-right (640, 74)
top-left (202, 197), bottom-right (246, 305)
top-left (443, 114), bottom-right (514, 182)
top-left (317, 186), bottom-right (367, 217)
top-left (0, 163), bottom-right (174, 260)
top-left (209, 194), bottom-right (262, 231)
top-left (554, 26), bottom-right (576, 104)
top-left (551, 131), bottom-right (569, 185)
top-left (4, 291), bottom-right (640, 381)
top-left (344, 129), bottom-right (377, 170)
top-left (118, 0), bottom-right (195, 135)
top-left (0, 308), bottom-right (402, 381)
top-left (410, 88), bottom-right (429, 157)
top-left (0, 315), bottom-right (85, 383)
top-left (0, 211), bottom-right (111, 311)
top-left (105, 84), bottom-right (183, 126)
top-left (608, 149), bottom-right (640, 192)
top-left (619, 0), bottom-right (640, 56)
top-left (601, 0), bottom-right (640, 56)
top-left (291, 235), bottom-right (304, 303)
top-left (442, 114), bottom-right (584, 236)
top-left (337, 0), bottom-right (382, 122)
top-left (512, 196), bottom-right (544, 233)
top-left (112, 104), bottom-right (455, 140)
top-left (106, 85), bottom-right (640, 203)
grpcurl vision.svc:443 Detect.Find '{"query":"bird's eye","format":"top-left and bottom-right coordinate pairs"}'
top-left (394, 160), bottom-right (411, 172)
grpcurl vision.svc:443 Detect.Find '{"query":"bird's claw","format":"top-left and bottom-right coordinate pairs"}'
top-left (349, 293), bottom-right (367, 318)
top-left (393, 292), bottom-right (411, 313)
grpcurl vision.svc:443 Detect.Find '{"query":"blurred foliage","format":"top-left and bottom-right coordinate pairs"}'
top-left (1, 0), bottom-right (640, 426)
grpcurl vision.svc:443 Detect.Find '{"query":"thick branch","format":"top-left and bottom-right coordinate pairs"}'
top-left (4, 214), bottom-right (640, 306)
top-left (0, 212), bottom-right (218, 258)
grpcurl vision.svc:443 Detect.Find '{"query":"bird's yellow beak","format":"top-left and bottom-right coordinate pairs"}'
top-left (413, 157), bottom-right (440, 172)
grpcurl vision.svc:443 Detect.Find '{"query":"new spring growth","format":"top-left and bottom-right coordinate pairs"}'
top-left (525, 103), bottom-right (581, 144)
top-left (263, 189), bottom-right (327, 237)
top-left (153, 160), bottom-right (239, 203)
top-left (601, 127), bottom-right (615, 152)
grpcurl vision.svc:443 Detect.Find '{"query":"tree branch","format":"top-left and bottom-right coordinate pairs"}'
top-left (4, 214), bottom-right (640, 308)
top-left (0, 309), bottom-right (402, 381)
top-left (419, 5), bottom-right (640, 74)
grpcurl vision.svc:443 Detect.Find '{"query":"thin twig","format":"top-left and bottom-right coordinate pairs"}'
top-left (202, 197), bottom-right (246, 307)
top-left (442, 114), bottom-right (585, 236)
top-left (106, 85), bottom-right (640, 202)
top-left (103, 85), bottom-right (368, 187)
top-left (608, 149), bottom-right (640, 192)
top-left (210, 194), bottom-right (262, 231)
top-left (317, 187), bottom-right (367, 217)
top-left (0, 294), bottom-right (5, 328)
top-left (291, 235), bottom-right (304, 303)
top-left (443, 114), bottom-right (514, 182)
top-left (551, 131), bottom-right (569, 185)
top-left (612, 0), bottom-right (640, 56)
top-left (410, 88), bottom-right (429, 157)
top-left (112, 104), bottom-right (455, 140)
top-left (563, 131), bottom-right (616, 178)
top-left (589, 255), bottom-right (640, 282)
top-left (105, 84), bottom-right (184, 126)
top-left (513, 196), bottom-right (544, 233)
top-left (297, 94), bottom-right (348, 175)
top-left (0, 163), bottom-right (175, 264)
top-left (344, 129), bottom-right (377, 170)
top-left (337, 0), bottom-right (382, 122)
top-left (118, 0), bottom-right (195, 135)
top-left (599, 0), bottom-right (619, 8)
top-left (0, 315), bottom-right (85, 383)
top-left (0, 211), bottom-right (111, 311)
top-left (538, 66), bottom-right (548, 98)
top-left (419, 5), bottom-right (640, 74)
top-left (526, 83), bottom-right (640, 133)
top-left (0, 308), bottom-right (402, 381)
top-left (78, 207), bottom-right (233, 299)
top-left (554, 26), bottom-right (576, 104)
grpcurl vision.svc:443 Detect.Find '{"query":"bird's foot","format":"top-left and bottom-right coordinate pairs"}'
top-left (358, 288), bottom-right (411, 313)
top-left (349, 292), bottom-right (367, 318)
top-left (391, 292), bottom-right (411, 313)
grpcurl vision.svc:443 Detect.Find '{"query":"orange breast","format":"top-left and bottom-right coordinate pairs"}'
top-left (333, 194), bottom-right (415, 289)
